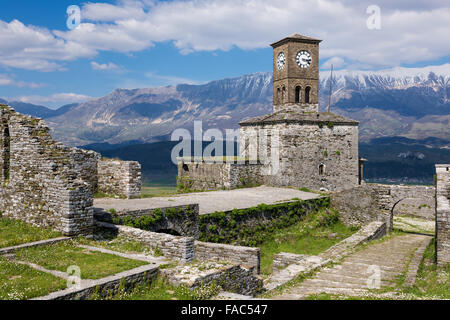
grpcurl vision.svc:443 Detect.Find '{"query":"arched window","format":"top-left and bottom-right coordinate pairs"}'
top-left (319, 164), bottom-right (325, 176)
top-left (282, 86), bottom-right (286, 103)
top-left (295, 86), bottom-right (302, 103)
top-left (305, 86), bottom-right (311, 103)
top-left (276, 88), bottom-right (281, 104)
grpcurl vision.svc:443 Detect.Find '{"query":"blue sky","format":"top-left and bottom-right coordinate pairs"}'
top-left (0, 0), bottom-right (449, 108)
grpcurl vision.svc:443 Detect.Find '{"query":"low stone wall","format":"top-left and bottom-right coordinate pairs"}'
top-left (199, 197), bottom-right (329, 245)
top-left (194, 241), bottom-right (261, 274)
top-left (97, 159), bottom-right (141, 199)
top-left (161, 263), bottom-right (263, 296)
top-left (94, 204), bottom-right (199, 238)
top-left (435, 164), bottom-right (450, 267)
top-left (331, 183), bottom-right (435, 232)
top-left (34, 265), bottom-right (159, 300)
top-left (95, 220), bottom-right (195, 262)
top-left (177, 160), bottom-right (263, 191)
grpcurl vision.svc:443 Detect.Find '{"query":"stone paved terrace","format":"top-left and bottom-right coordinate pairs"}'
top-left (94, 186), bottom-right (320, 215)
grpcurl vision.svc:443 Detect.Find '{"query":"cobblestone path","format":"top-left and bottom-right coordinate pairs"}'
top-left (271, 233), bottom-right (431, 299)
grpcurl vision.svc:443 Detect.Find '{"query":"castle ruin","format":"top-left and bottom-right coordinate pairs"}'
top-left (0, 105), bottom-right (141, 236)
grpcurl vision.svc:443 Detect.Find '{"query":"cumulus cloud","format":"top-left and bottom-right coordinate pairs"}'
top-left (0, 20), bottom-right (95, 71)
top-left (1, 0), bottom-right (450, 71)
top-left (91, 61), bottom-right (119, 70)
top-left (12, 93), bottom-right (93, 106)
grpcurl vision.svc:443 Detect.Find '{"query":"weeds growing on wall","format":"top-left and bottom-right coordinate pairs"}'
top-left (198, 197), bottom-right (330, 246)
top-left (111, 206), bottom-right (197, 233)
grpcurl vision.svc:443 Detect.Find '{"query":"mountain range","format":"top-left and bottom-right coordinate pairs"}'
top-left (2, 64), bottom-right (449, 147)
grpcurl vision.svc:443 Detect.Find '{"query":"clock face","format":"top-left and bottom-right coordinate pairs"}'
top-left (296, 50), bottom-right (312, 68)
top-left (277, 52), bottom-right (286, 70)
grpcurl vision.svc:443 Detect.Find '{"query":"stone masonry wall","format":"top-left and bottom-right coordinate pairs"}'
top-left (239, 123), bottom-right (359, 192)
top-left (95, 220), bottom-right (195, 262)
top-left (0, 105), bottom-right (96, 236)
top-left (435, 164), bottom-right (450, 267)
top-left (331, 183), bottom-right (436, 232)
top-left (194, 241), bottom-right (261, 274)
top-left (94, 204), bottom-right (199, 238)
top-left (97, 159), bottom-right (141, 198)
top-left (177, 160), bottom-right (263, 191)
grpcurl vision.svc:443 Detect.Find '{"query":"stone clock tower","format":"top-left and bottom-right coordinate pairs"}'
top-left (271, 34), bottom-right (321, 113)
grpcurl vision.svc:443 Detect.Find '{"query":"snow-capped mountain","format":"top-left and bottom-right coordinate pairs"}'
top-left (4, 65), bottom-right (449, 146)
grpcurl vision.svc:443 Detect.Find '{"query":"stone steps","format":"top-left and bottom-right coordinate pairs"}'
top-left (269, 234), bottom-right (430, 300)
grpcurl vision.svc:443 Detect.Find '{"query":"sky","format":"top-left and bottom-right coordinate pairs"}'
top-left (0, 0), bottom-right (449, 108)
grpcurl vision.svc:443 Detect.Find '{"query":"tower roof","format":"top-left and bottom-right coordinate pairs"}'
top-left (271, 33), bottom-right (322, 48)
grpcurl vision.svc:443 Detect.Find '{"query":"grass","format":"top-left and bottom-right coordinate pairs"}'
top-left (75, 227), bottom-right (155, 255)
top-left (15, 241), bottom-right (147, 280)
top-left (0, 256), bottom-right (66, 300)
top-left (393, 215), bottom-right (435, 235)
top-left (259, 209), bottom-right (357, 275)
top-left (140, 185), bottom-right (178, 198)
top-left (401, 238), bottom-right (450, 299)
top-left (0, 217), bottom-right (62, 248)
top-left (90, 276), bottom-right (220, 300)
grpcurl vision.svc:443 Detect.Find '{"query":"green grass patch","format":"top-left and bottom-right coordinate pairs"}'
top-left (0, 217), bottom-right (62, 248)
top-left (0, 256), bottom-right (66, 300)
top-left (90, 276), bottom-right (220, 300)
top-left (259, 209), bottom-right (357, 275)
top-left (15, 241), bottom-right (147, 280)
top-left (199, 197), bottom-right (330, 246)
top-left (75, 228), bottom-right (154, 255)
top-left (401, 238), bottom-right (450, 299)
top-left (140, 185), bottom-right (178, 198)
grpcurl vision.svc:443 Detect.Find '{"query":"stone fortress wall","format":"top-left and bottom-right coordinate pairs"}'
top-left (331, 183), bottom-right (436, 231)
top-left (435, 164), bottom-right (450, 266)
top-left (0, 105), bottom-right (142, 236)
top-left (177, 160), bottom-right (263, 191)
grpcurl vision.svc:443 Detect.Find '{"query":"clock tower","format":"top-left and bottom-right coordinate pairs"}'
top-left (271, 33), bottom-right (321, 113)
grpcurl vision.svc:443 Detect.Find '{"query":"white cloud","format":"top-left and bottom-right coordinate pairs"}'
top-left (1, 0), bottom-right (450, 71)
top-left (0, 73), bottom-right (45, 88)
top-left (11, 93), bottom-right (93, 106)
top-left (91, 61), bottom-right (119, 70)
top-left (0, 20), bottom-right (95, 71)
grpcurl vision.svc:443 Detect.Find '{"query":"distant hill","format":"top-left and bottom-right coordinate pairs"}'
top-left (82, 137), bottom-right (450, 186)
top-left (1, 100), bottom-right (78, 119)
top-left (3, 64), bottom-right (449, 146)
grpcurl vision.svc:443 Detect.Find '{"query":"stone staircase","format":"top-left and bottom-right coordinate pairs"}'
top-left (270, 233), bottom-right (431, 299)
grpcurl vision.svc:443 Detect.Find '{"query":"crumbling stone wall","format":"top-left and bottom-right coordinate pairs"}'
top-left (194, 241), bottom-right (261, 274)
top-left (177, 160), bottom-right (263, 191)
top-left (96, 220), bottom-right (195, 262)
top-left (0, 105), bottom-right (97, 236)
top-left (331, 183), bottom-right (436, 232)
top-left (94, 204), bottom-right (199, 238)
top-left (97, 159), bottom-right (141, 198)
top-left (435, 164), bottom-right (450, 267)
